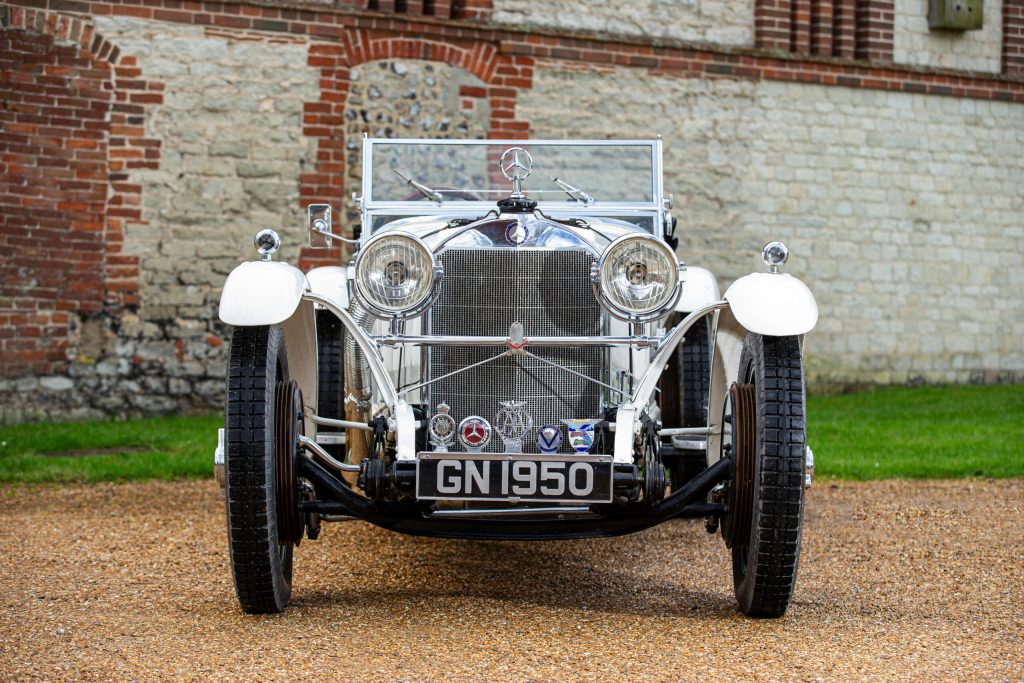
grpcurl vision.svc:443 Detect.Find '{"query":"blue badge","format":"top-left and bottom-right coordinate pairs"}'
top-left (504, 220), bottom-right (529, 246)
top-left (562, 419), bottom-right (595, 454)
top-left (535, 424), bottom-right (563, 454)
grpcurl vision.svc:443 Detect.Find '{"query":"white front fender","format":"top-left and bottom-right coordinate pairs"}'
top-left (305, 266), bottom-right (349, 313)
top-left (219, 261), bottom-right (309, 326)
top-left (723, 272), bottom-right (818, 337)
top-left (675, 265), bottom-right (720, 313)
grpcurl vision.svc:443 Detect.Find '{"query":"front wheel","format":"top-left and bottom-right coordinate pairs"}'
top-left (224, 324), bottom-right (301, 614)
top-left (722, 333), bottom-right (807, 618)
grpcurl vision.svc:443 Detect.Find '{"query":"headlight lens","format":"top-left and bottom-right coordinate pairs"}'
top-left (596, 235), bottom-right (681, 320)
top-left (354, 232), bottom-right (439, 317)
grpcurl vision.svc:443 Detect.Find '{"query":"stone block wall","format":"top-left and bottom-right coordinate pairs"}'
top-left (894, 0), bottom-right (1003, 72)
top-left (519, 65), bottom-right (1024, 386)
top-left (1, 0), bottom-right (1022, 423)
top-left (491, 0), bottom-right (756, 46)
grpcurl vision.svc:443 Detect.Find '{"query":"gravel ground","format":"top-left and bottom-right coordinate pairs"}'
top-left (0, 479), bottom-right (1021, 681)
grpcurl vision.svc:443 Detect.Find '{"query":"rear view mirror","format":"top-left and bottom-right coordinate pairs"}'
top-left (307, 204), bottom-right (332, 248)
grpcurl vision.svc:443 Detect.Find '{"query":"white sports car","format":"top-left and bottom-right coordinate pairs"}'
top-left (215, 138), bottom-right (818, 617)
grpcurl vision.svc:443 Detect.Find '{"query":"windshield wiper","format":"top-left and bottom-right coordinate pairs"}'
top-left (552, 177), bottom-right (594, 205)
top-left (393, 168), bottom-right (443, 203)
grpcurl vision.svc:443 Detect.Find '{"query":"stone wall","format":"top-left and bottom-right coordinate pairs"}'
top-left (894, 0), bottom-right (1003, 72)
top-left (520, 64), bottom-right (1024, 387)
top-left (491, 0), bottom-right (755, 46)
top-left (1, 0), bottom-right (1022, 423)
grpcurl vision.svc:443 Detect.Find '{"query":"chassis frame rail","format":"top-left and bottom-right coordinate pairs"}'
top-left (296, 454), bottom-right (730, 540)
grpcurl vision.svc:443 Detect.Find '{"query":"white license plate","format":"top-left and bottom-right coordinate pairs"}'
top-left (416, 453), bottom-right (614, 504)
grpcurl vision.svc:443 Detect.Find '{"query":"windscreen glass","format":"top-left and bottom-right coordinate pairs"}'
top-left (368, 141), bottom-right (656, 205)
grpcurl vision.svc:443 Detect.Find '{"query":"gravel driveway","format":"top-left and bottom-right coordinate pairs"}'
top-left (1, 479), bottom-right (1021, 681)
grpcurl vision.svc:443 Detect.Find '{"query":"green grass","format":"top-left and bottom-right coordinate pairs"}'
top-left (0, 414), bottom-right (222, 484)
top-left (809, 384), bottom-right (1023, 479)
top-left (0, 385), bottom-right (1021, 484)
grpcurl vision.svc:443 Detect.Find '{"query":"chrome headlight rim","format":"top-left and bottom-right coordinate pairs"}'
top-left (592, 233), bottom-right (684, 322)
top-left (353, 231), bottom-right (442, 319)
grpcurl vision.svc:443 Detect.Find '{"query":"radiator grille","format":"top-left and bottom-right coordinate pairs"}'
top-left (428, 249), bottom-right (603, 453)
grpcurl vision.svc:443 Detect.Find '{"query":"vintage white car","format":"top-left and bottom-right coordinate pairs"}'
top-left (215, 138), bottom-right (818, 617)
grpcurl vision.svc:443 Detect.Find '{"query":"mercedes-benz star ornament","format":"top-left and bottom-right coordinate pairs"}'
top-left (458, 415), bottom-right (492, 453)
top-left (504, 219), bottom-right (529, 246)
top-left (562, 419), bottom-right (596, 454)
top-left (499, 147), bottom-right (533, 182)
top-left (494, 400), bottom-right (533, 453)
top-left (535, 424), bottom-right (563, 454)
top-left (428, 402), bottom-right (456, 452)
top-left (499, 146), bottom-right (533, 197)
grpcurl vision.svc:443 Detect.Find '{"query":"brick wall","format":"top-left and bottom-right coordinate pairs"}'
top-left (0, 28), bottom-right (110, 378)
top-left (755, 0), bottom-right (893, 60)
top-left (1006, 0), bottom-right (1024, 73)
top-left (1, 8), bottom-right (158, 396)
top-left (0, 0), bottom-right (1022, 422)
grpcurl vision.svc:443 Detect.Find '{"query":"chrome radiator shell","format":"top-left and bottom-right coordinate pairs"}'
top-left (426, 247), bottom-right (603, 453)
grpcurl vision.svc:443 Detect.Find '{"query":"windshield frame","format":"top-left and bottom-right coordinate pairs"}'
top-left (359, 137), bottom-right (666, 241)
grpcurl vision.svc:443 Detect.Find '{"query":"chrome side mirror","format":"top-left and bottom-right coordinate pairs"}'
top-left (307, 204), bottom-right (333, 248)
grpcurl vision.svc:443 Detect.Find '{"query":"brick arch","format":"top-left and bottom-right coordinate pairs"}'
top-left (341, 33), bottom-right (501, 83)
top-left (1, 7), bottom-right (162, 378)
top-left (4, 6), bottom-right (117, 63)
top-left (299, 32), bottom-right (533, 268)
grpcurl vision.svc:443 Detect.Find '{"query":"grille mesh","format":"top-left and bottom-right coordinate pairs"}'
top-left (428, 249), bottom-right (602, 453)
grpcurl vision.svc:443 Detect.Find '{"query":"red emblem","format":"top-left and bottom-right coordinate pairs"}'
top-left (462, 422), bottom-right (486, 445)
top-left (457, 416), bottom-right (492, 450)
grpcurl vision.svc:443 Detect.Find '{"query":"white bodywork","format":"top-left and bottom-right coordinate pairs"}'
top-left (705, 273), bottom-right (819, 468)
top-left (305, 266), bottom-right (350, 312)
top-left (724, 272), bottom-right (818, 337)
top-left (219, 261), bottom-right (308, 327)
top-left (676, 266), bottom-right (720, 313)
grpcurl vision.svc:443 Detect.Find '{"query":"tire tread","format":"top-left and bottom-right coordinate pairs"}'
top-left (224, 325), bottom-right (291, 614)
top-left (734, 334), bottom-right (806, 618)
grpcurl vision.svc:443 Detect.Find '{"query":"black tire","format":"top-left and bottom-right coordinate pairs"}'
top-left (668, 315), bottom-right (712, 489)
top-left (315, 309), bottom-right (346, 458)
top-left (731, 333), bottom-right (806, 618)
top-left (224, 324), bottom-right (293, 614)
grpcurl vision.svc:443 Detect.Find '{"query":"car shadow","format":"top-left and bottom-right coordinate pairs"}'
top-left (305, 525), bottom-right (740, 620)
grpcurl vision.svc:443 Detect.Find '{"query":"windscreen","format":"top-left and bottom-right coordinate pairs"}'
top-left (367, 141), bottom-right (656, 206)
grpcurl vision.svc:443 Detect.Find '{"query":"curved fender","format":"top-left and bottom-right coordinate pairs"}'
top-left (675, 266), bottom-right (720, 313)
top-left (305, 266), bottom-right (349, 313)
top-left (281, 300), bottom-right (318, 436)
top-left (706, 307), bottom-right (746, 466)
top-left (218, 261), bottom-right (309, 326)
top-left (723, 272), bottom-right (818, 337)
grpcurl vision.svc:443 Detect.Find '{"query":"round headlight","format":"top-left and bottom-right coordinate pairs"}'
top-left (594, 234), bottom-right (682, 321)
top-left (354, 232), bottom-right (440, 318)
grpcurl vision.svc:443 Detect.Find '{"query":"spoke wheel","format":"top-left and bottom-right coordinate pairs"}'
top-left (724, 333), bottom-right (807, 618)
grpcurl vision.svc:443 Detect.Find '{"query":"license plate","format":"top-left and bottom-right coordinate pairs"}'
top-left (416, 453), bottom-right (614, 504)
